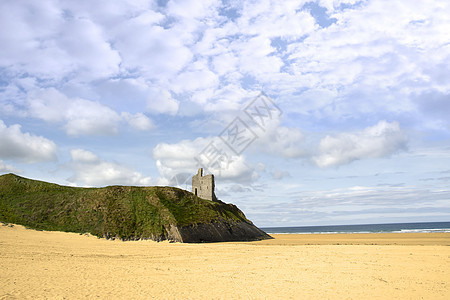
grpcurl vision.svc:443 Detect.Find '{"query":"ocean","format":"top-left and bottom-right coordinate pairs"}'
top-left (261, 221), bottom-right (450, 234)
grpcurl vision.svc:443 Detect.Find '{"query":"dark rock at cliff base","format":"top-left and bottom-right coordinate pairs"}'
top-left (175, 219), bottom-right (272, 243)
top-left (0, 173), bottom-right (272, 243)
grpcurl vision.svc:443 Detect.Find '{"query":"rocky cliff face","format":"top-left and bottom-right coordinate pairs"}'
top-left (168, 219), bottom-right (272, 243)
top-left (0, 173), bottom-right (272, 243)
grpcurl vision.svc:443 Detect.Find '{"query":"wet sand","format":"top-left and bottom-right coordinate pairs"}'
top-left (1, 224), bottom-right (449, 299)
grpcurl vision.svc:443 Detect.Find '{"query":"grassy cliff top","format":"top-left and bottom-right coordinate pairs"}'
top-left (0, 173), bottom-right (250, 240)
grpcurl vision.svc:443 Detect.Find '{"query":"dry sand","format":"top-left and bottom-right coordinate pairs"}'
top-left (1, 224), bottom-right (449, 299)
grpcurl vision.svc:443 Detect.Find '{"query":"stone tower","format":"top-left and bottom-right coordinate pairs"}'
top-left (192, 168), bottom-right (217, 201)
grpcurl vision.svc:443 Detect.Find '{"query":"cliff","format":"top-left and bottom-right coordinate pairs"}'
top-left (0, 173), bottom-right (271, 242)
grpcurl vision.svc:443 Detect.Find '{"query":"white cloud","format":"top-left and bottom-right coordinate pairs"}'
top-left (64, 99), bottom-right (122, 136)
top-left (0, 120), bottom-right (57, 163)
top-left (146, 88), bottom-right (179, 115)
top-left (233, 35), bottom-right (284, 77)
top-left (28, 88), bottom-right (121, 136)
top-left (0, 0), bottom-right (120, 81)
top-left (59, 18), bottom-right (121, 80)
top-left (318, 0), bottom-right (360, 13)
top-left (0, 160), bottom-right (20, 173)
top-left (70, 149), bottom-right (99, 163)
top-left (152, 137), bottom-right (256, 185)
top-left (113, 16), bottom-right (193, 80)
top-left (153, 137), bottom-right (211, 186)
top-left (239, 1), bottom-right (315, 39)
top-left (211, 51), bottom-right (238, 76)
top-left (121, 112), bottom-right (154, 131)
top-left (253, 121), bottom-right (306, 159)
top-left (69, 149), bottom-right (151, 186)
top-left (171, 62), bottom-right (219, 94)
top-left (313, 121), bottom-right (408, 167)
top-left (27, 88), bottom-right (154, 135)
top-left (167, 0), bottom-right (220, 19)
top-left (304, 2), bottom-right (447, 82)
top-left (201, 85), bottom-right (254, 112)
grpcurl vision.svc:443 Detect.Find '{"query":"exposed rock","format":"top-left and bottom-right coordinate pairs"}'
top-left (174, 219), bottom-right (272, 243)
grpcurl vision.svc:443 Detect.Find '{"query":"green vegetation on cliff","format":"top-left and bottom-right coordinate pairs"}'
top-left (0, 173), bottom-right (250, 241)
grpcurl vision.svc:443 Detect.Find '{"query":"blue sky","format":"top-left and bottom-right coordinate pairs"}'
top-left (1, 0), bottom-right (449, 227)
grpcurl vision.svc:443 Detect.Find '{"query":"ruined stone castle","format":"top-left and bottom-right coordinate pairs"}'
top-left (192, 168), bottom-right (217, 201)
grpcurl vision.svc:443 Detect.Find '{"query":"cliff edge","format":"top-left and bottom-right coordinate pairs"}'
top-left (0, 173), bottom-right (271, 242)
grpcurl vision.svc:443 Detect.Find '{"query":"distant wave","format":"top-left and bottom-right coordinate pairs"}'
top-left (262, 221), bottom-right (450, 234)
top-left (394, 228), bottom-right (450, 233)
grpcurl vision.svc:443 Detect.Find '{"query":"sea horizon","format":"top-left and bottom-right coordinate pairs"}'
top-left (261, 221), bottom-right (450, 234)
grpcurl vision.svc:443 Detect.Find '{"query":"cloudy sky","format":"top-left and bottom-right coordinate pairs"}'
top-left (1, 0), bottom-right (450, 227)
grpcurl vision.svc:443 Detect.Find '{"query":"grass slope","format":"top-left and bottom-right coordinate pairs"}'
top-left (0, 173), bottom-right (249, 240)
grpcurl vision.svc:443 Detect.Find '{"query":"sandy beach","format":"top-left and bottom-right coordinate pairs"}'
top-left (1, 224), bottom-right (449, 299)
